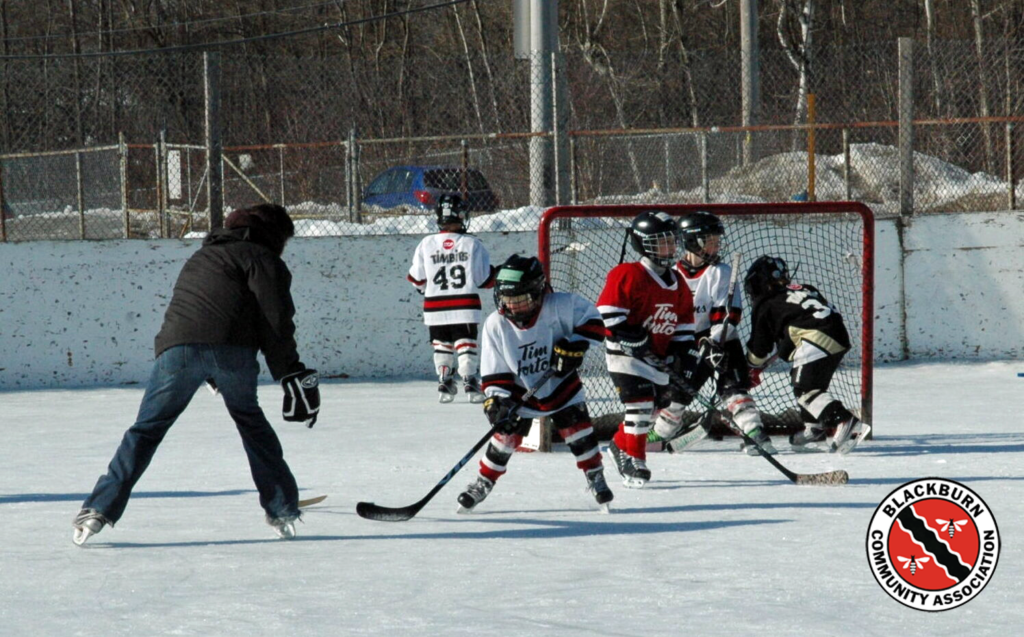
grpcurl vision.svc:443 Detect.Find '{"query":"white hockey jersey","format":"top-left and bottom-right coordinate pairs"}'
top-left (407, 232), bottom-right (493, 326)
top-left (675, 261), bottom-right (742, 343)
top-left (480, 291), bottom-right (605, 419)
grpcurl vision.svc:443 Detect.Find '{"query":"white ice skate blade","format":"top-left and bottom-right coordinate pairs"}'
top-left (467, 393), bottom-right (486, 404)
top-left (456, 505), bottom-right (475, 514)
top-left (438, 393), bottom-right (455, 404)
top-left (836, 423), bottom-right (872, 455)
top-left (72, 527), bottom-right (95, 546)
top-left (621, 477), bottom-right (647, 489)
top-left (597, 503), bottom-right (611, 514)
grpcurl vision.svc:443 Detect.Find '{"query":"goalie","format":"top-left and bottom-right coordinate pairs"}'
top-left (456, 255), bottom-right (613, 512)
top-left (743, 255), bottom-right (869, 454)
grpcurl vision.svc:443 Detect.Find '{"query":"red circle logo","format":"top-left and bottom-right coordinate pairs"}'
top-left (866, 478), bottom-right (1000, 611)
top-left (443, 238), bottom-right (455, 250)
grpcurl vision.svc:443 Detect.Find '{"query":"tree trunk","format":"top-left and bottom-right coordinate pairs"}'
top-left (470, 0), bottom-right (502, 133)
top-left (452, 5), bottom-right (485, 134)
top-left (970, 0), bottom-right (995, 173)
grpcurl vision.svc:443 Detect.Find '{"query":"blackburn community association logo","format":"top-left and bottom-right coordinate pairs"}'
top-left (866, 478), bottom-right (1000, 611)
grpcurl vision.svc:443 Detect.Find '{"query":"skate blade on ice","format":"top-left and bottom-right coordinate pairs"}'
top-left (620, 476), bottom-right (647, 489)
top-left (835, 422), bottom-right (872, 455)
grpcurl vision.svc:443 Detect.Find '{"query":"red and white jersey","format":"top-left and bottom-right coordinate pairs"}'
top-left (597, 260), bottom-right (695, 383)
top-left (407, 232), bottom-right (493, 326)
top-left (675, 261), bottom-right (742, 343)
top-left (480, 291), bottom-right (605, 419)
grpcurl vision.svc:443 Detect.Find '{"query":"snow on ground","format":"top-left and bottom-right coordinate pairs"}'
top-left (2, 361), bottom-right (1022, 635)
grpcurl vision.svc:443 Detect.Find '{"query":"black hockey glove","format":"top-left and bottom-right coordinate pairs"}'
top-left (282, 369), bottom-right (320, 428)
top-left (483, 395), bottom-right (525, 435)
top-left (551, 338), bottom-right (588, 377)
top-left (698, 336), bottom-right (728, 372)
top-left (615, 324), bottom-right (651, 359)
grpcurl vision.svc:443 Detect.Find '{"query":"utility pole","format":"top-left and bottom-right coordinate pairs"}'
top-left (740, 0), bottom-right (759, 165)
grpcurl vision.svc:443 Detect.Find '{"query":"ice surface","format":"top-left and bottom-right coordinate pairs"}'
top-left (1, 361), bottom-right (1021, 635)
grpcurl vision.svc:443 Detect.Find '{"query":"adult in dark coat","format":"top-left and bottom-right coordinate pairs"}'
top-left (73, 204), bottom-right (321, 544)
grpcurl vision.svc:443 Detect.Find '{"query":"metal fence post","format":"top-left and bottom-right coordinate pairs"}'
top-left (843, 129), bottom-right (852, 201)
top-left (700, 131), bottom-right (710, 204)
top-left (807, 93), bottom-right (817, 202)
top-left (461, 139), bottom-right (470, 201)
top-left (569, 135), bottom-right (578, 205)
top-left (156, 130), bottom-right (167, 238)
top-left (898, 37), bottom-right (914, 217)
top-left (76, 151), bottom-right (85, 240)
top-left (204, 52), bottom-right (224, 230)
top-left (120, 132), bottom-right (129, 238)
top-left (278, 145), bottom-right (286, 206)
top-left (0, 158), bottom-right (7, 243)
top-left (1007, 122), bottom-right (1015, 210)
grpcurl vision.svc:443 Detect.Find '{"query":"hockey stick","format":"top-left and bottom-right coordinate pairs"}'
top-left (356, 369), bottom-right (558, 522)
top-left (298, 495), bottom-right (327, 508)
top-left (669, 370), bottom-right (848, 485)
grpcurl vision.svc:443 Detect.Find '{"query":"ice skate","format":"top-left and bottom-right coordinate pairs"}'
top-left (463, 376), bottom-right (485, 404)
top-left (457, 476), bottom-right (494, 513)
top-left (789, 425), bottom-right (828, 453)
top-left (585, 467), bottom-right (614, 512)
top-left (437, 378), bottom-right (458, 403)
top-left (740, 427), bottom-right (777, 456)
top-left (832, 418), bottom-right (871, 455)
top-left (72, 508), bottom-right (111, 546)
top-left (266, 513), bottom-right (299, 540)
top-left (606, 440), bottom-right (647, 488)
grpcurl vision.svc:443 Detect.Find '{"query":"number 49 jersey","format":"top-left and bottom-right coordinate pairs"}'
top-left (746, 283), bottom-right (852, 366)
top-left (408, 232), bottom-right (494, 326)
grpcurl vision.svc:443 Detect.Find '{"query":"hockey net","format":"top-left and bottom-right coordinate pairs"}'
top-left (537, 202), bottom-right (874, 440)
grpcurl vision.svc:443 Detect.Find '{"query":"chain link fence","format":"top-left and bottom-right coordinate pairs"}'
top-left (2, 39), bottom-right (1023, 242)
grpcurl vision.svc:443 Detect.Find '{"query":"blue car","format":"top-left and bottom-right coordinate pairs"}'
top-left (361, 165), bottom-right (499, 213)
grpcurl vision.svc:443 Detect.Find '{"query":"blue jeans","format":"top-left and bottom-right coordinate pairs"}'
top-left (83, 344), bottom-right (299, 522)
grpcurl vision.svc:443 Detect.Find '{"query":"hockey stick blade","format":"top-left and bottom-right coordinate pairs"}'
top-left (356, 369), bottom-right (558, 522)
top-left (355, 501), bottom-right (422, 522)
top-left (794, 470), bottom-right (850, 486)
top-left (298, 495), bottom-right (328, 508)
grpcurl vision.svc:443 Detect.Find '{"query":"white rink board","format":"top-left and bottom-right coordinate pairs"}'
top-left (0, 212), bottom-right (1022, 390)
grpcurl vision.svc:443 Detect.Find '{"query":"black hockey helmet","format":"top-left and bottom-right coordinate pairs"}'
top-left (629, 210), bottom-right (679, 268)
top-left (678, 211), bottom-right (725, 265)
top-left (435, 194), bottom-right (469, 231)
top-left (744, 255), bottom-right (791, 304)
top-left (494, 254), bottom-right (548, 327)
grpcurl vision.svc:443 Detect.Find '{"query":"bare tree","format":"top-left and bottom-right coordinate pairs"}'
top-left (777, 0), bottom-right (815, 148)
top-left (970, 0), bottom-right (995, 172)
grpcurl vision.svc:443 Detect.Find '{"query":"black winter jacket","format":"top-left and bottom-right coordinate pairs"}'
top-left (154, 228), bottom-right (304, 380)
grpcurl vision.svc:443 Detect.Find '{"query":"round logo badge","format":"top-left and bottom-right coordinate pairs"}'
top-left (866, 478), bottom-right (1000, 611)
top-left (443, 238), bottom-right (455, 250)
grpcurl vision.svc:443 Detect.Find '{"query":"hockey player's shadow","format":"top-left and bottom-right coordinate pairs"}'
top-left (90, 516), bottom-right (788, 548)
top-left (848, 433), bottom-right (1024, 458)
top-left (0, 488), bottom-right (255, 505)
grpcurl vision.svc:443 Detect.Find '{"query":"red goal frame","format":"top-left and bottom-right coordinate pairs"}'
top-left (538, 202), bottom-right (874, 432)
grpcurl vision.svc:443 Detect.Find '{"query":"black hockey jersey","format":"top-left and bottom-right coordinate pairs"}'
top-left (746, 283), bottom-right (851, 367)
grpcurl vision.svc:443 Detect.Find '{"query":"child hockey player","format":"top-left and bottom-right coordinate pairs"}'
top-left (597, 211), bottom-right (696, 488)
top-left (743, 255), bottom-right (869, 454)
top-left (457, 254), bottom-right (613, 512)
top-left (652, 211), bottom-right (776, 455)
top-left (407, 194), bottom-right (494, 403)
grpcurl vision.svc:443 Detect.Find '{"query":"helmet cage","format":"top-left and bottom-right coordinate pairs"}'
top-left (493, 256), bottom-right (547, 326)
top-left (679, 212), bottom-right (725, 266)
top-left (629, 211), bottom-right (680, 268)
